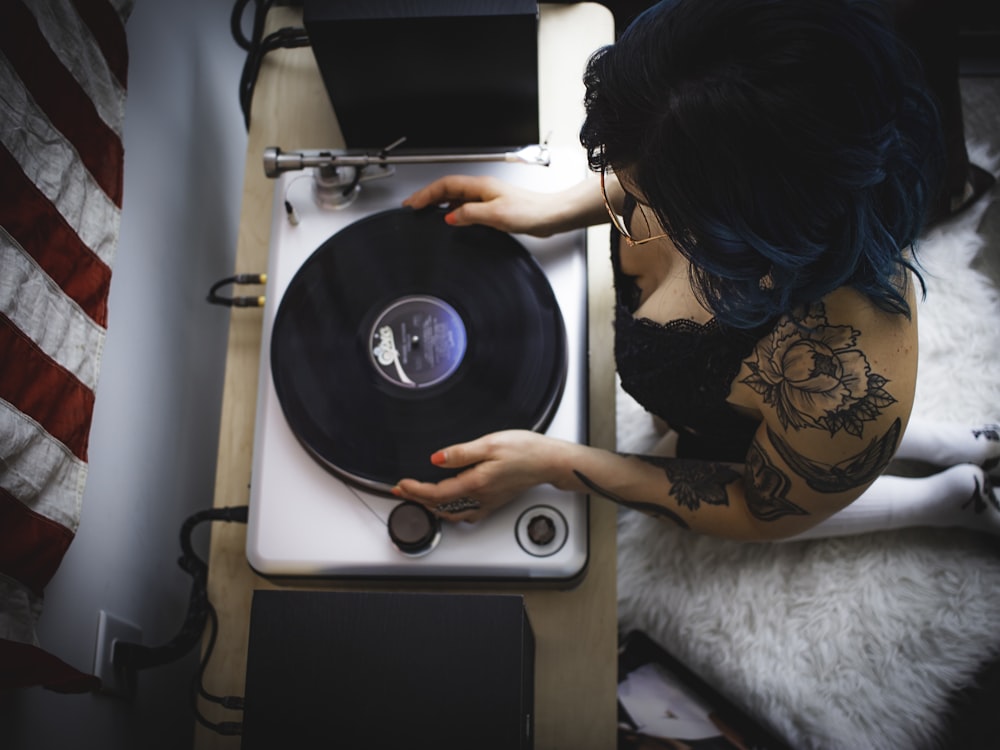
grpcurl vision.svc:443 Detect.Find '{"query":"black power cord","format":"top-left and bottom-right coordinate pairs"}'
top-left (112, 505), bottom-right (249, 736)
top-left (230, 0), bottom-right (263, 51)
top-left (192, 600), bottom-right (243, 736)
top-left (232, 0), bottom-right (311, 129)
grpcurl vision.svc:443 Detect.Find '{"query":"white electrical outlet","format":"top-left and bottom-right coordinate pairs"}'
top-left (93, 609), bottom-right (142, 697)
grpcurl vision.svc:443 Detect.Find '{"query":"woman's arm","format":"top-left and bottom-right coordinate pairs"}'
top-left (392, 431), bottom-right (769, 539)
top-left (401, 172), bottom-right (620, 237)
top-left (568, 289), bottom-right (918, 540)
top-left (393, 289), bottom-right (917, 542)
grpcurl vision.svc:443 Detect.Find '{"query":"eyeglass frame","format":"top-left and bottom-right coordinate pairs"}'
top-left (599, 166), bottom-right (670, 247)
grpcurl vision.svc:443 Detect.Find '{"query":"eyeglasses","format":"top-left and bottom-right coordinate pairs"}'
top-left (599, 166), bottom-right (669, 247)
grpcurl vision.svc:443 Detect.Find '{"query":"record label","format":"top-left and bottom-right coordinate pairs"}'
top-left (369, 295), bottom-right (467, 389)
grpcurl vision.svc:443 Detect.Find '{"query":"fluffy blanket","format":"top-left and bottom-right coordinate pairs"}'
top-left (616, 145), bottom-right (1000, 750)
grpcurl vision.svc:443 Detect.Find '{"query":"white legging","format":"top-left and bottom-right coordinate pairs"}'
top-left (787, 418), bottom-right (999, 540)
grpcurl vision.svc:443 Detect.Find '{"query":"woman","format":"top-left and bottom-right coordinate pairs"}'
top-left (392, 0), bottom-right (999, 541)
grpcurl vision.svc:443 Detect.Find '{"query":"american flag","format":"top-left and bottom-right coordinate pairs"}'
top-left (1, 0), bottom-right (133, 693)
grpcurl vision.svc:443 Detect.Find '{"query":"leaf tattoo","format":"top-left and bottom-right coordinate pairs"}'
top-left (744, 441), bottom-right (809, 522)
top-left (634, 455), bottom-right (740, 511)
top-left (767, 418), bottom-right (902, 493)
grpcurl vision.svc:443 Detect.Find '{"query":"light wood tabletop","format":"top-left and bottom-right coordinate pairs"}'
top-left (196, 4), bottom-right (617, 748)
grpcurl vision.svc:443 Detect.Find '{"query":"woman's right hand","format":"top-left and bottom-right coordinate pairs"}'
top-left (402, 174), bottom-right (597, 238)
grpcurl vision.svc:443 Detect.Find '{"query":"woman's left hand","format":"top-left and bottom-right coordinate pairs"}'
top-left (392, 430), bottom-right (566, 522)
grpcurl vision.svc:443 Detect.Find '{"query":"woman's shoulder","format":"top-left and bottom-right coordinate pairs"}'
top-left (732, 281), bottom-right (917, 443)
top-left (817, 282), bottom-right (919, 377)
top-left (727, 282), bottom-right (918, 536)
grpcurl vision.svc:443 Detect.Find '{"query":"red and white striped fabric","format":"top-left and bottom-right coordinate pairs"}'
top-left (1, 0), bottom-right (133, 693)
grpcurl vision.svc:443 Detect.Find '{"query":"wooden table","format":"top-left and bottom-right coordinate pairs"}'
top-left (196, 5), bottom-right (617, 748)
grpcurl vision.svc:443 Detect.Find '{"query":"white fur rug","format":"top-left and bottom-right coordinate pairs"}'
top-left (616, 145), bottom-right (1000, 750)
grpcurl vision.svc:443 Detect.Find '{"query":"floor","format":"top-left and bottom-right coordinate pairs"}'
top-left (937, 72), bottom-right (1000, 749)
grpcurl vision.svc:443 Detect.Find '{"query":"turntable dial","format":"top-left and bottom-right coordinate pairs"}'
top-left (527, 514), bottom-right (557, 546)
top-left (388, 501), bottom-right (441, 555)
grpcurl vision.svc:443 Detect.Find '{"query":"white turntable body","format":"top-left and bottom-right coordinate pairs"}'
top-left (246, 146), bottom-right (592, 582)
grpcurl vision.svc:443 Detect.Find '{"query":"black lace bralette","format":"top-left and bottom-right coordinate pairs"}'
top-left (610, 213), bottom-right (775, 462)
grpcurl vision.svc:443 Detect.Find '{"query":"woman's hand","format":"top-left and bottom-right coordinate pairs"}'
top-left (402, 174), bottom-right (607, 237)
top-left (392, 430), bottom-right (569, 522)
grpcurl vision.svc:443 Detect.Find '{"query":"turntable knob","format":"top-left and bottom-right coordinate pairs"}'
top-left (527, 514), bottom-right (557, 546)
top-left (515, 506), bottom-right (567, 556)
top-left (388, 502), bottom-right (440, 555)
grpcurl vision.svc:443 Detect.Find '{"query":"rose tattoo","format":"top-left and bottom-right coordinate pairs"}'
top-left (741, 302), bottom-right (895, 437)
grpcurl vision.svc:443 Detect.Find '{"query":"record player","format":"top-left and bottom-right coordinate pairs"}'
top-left (245, 142), bottom-right (591, 583)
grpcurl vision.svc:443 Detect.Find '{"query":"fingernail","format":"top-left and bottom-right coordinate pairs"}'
top-left (430, 450), bottom-right (447, 466)
top-left (391, 486), bottom-right (402, 497)
top-left (444, 212), bottom-right (457, 225)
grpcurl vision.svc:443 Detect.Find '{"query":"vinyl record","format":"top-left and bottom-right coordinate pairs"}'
top-left (270, 207), bottom-right (568, 491)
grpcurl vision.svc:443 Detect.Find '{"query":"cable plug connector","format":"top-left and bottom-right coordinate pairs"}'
top-left (220, 695), bottom-right (245, 711)
top-left (215, 721), bottom-right (243, 736)
top-left (207, 274), bottom-right (267, 307)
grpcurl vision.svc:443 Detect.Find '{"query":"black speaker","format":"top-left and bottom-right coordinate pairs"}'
top-left (302, 0), bottom-right (540, 150)
top-left (240, 590), bottom-right (535, 749)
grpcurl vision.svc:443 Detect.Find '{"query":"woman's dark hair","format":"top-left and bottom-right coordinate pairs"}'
top-left (580, 0), bottom-right (943, 328)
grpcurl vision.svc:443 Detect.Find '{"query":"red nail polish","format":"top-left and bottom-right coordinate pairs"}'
top-left (391, 486), bottom-right (402, 497)
top-left (430, 450), bottom-right (447, 466)
top-left (444, 212), bottom-right (457, 225)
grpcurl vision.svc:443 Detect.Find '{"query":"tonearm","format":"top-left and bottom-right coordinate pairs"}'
top-left (263, 138), bottom-right (550, 209)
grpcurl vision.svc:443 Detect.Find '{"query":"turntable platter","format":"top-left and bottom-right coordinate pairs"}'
top-left (269, 207), bottom-right (568, 490)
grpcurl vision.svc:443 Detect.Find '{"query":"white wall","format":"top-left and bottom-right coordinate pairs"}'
top-left (1, 1), bottom-right (247, 747)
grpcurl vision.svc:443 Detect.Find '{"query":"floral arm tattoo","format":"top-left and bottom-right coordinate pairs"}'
top-left (737, 301), bottom-right (902, 520)
top-left (740, 302), bottom-right (896, 438)
top-left (589, 304), bottom-right (901, 529)
top-left (573, 456), bottom-right (741, 529)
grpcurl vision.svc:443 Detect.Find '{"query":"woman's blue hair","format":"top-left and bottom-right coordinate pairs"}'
top-left (580, 0), bottom-right (944, 328)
